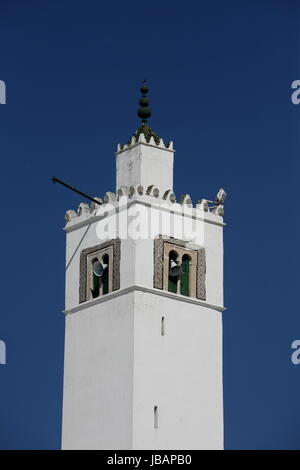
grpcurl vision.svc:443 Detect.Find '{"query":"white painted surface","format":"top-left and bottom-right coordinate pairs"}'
top-left (132, 291), bottom-right (223, 450)
top-left (62, 293), bottom-right (134, 450)
top-left (62, 139), bottom-right (225, 449)
top-left (62, 286), bottom-right (223, 449)
top-left (116, 142), bottom-right (174, 192)
top-left (64, 201), bottom-right (223, 310)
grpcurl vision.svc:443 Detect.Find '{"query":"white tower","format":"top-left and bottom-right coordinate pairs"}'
top-left (61, 85), bottom-right (225, 450)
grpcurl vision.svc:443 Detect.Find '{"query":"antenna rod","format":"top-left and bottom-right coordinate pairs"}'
top-left (51, 176), bottom-right (102, 205)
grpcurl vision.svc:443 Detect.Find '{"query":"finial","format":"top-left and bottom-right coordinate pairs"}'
top-left (214, 188), bottom-right (227, 205)
top-left (137, 79), bottom-right (151, 124)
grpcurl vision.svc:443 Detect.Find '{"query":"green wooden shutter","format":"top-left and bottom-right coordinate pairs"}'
top-left (168, 275), bottom-right (177, 293)
top-left (180, 256), bottom-right (190, 296)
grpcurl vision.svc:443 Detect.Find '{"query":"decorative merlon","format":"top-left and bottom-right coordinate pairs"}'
top-left (64, 184), bottom-right (226, 228)
top-left (145, 184), bottom-right (160, 198)
top-left (179, 194), bottom-right (193, 207)
top-left (117, 186), bottom-right (129, 197)
top-left (103, 191), bottom-right (116, 203)
top-left (196, 199), bottom-right (209, 212)
top-left (77, 202), bottom-right (90, 215)
top-left (163, 189), bottom-right (176, 203)
top-left (64, 209), bottom-right (77, 222)
top-left (129, 184), bottom-right (144, 197)
top-left (117, 123), bottom-right (173, 153)
top-left (212, 205), bottom-right (224, 217)
top-left (90, 197), bottom-right (103, 209)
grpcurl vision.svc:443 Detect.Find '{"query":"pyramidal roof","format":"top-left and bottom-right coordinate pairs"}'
top-left (119, 122), bottom-right (171, 150)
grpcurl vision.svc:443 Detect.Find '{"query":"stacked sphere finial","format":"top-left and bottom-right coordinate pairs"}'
top-left (137, 80), bottom-right (151, 123)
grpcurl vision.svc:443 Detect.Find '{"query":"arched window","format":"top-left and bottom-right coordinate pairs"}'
top-left (180, 254), bottom-right (190, 297)
top-left (168, 250), bottom-right (179, 293)
top-left (91, 254), bottom-right (109, 297)
top-left (102, 253), bottom-right (109, 295)
top-left (80, 239), bottom-right (120, 303)
top-left (91, 258), bottom-right (100, 298)
top-left (154, 237), bottom-right (205, 300)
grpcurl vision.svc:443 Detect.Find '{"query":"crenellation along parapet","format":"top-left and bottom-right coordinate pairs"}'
top-left (64, 185), bottom-right (226, 227)
top-left (116, 123), bottom-right (174, 153)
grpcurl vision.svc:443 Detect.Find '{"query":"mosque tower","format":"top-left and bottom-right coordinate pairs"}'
top-left (61, 83), bottom-right (226, 450)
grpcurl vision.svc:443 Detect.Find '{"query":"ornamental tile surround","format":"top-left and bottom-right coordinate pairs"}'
top-left (153, 236), bottom-right (206, 301)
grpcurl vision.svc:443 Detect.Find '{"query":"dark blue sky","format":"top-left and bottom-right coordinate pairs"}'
top-left (0, 0), bottom-right (299, 449)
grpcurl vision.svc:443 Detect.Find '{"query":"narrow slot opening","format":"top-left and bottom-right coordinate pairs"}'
top-left (161, 317), bottom-right (165, 336)
top-left (154, 405), bottom-right (158, 429)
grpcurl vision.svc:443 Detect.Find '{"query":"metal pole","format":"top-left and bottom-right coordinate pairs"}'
top-left (51, 176), bottom-right (102, 205)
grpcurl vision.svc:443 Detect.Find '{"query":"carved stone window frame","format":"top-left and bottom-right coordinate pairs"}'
top-left (163, 243), bottom-right (197, 297)
top-left (79, 238), bottom-right (121, 303)
top-left (86, 245), bottom-right (113, 299)
top-left (153, 236), bottom-right (206, 300)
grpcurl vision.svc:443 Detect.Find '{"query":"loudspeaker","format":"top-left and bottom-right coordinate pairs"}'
top-left (169, 260), bottom-right (182, 277)
top-left (92, 261), bottom-right (108, 277)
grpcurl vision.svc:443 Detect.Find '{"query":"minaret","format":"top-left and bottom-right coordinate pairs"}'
top-left (61, 83), bottom-right (225, 450)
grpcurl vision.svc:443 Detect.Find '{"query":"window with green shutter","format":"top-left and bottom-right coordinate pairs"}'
top-left (180, 254), bottom-right (190, 297)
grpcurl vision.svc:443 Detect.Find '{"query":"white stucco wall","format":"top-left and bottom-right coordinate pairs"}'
top-left (65, 201), bottom-right (224, 310)
top-left (62, 195), bottom-right (224, 449)
top-left (62, 287), bottom-right (223, 450)
top-left (62, 293), bottom-right (134, 450)
top-left (116, 142), bottom-right (174, 192)
top-left (132, 291), bottom-right (223, 450)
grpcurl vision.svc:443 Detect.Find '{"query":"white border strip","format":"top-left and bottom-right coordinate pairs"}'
top-left (63, 285), bottom-right (226, 315)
